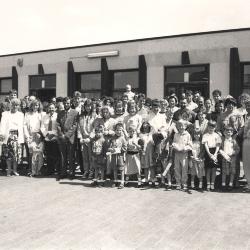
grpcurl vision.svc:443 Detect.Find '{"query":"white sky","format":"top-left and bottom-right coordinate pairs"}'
top-left (0, 0), bottom-right (249, 55)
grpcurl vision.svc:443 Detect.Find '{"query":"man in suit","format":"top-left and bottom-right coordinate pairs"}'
top-left (57, 97), bottom-right (78, 180)
top-left (41, 102), bottom-right (60, 176)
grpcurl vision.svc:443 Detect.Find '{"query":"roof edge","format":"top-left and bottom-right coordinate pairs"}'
top-left (1, 27), bottom-right (250, 58)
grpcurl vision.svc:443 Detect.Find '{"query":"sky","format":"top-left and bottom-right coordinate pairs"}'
top-left (0, 0), bottom-right (249, 55)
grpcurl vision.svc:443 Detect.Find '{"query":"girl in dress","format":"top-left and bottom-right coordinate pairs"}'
top-left (29, 133), bottom-right (44, 177)
top-left (139, 122), bottom-right (153, 185)
top-left (190, 128), bottom-right (205, 189)
top-left (125, 126), bottom-right (142, 187)
top-left (202, 120), bottom-right (222, 190)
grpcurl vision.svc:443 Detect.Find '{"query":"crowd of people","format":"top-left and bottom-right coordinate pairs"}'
top-left (0, 85), bottom-right (250, 191)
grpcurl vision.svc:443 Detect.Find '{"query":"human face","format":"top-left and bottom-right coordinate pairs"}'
top-left (177, 123), bottom-right (186, 134)
top-left (122, 96), bottom-right (129, 104)
top-left (115, 105), bottom-right (123, 115)
top-left (115, 126), bottom-right (123, 137)
top-left (193, 93), bottom-right (200, 103)
top-left (224, 129), bottom-right (233, 138)
top-left (10, 93), bottom-right (17, 100)
top-left (126, 85), bottom-right (131, 92)
top-left (169, 98), bottom-right (176, 108)
top-left (198, 98), bottom-right (204, 108)
top-left (101, 108), bottom-right (110, 119)
top-left (207, 125), bottom-right (215, 134)
top-left (33, 103), bottom-right (39, 112)
top-left (48, 104), bottom-right (56, 115)
top-left (128, 127), bottom-right (136, 137)
top-left (198, 112), bottom-right (205, 122)
top-left (194, 133), bottom-right (201, 141)
top-left (205, 100), bottom-right (212, 110)
top-left (74, 97), bottom-right (81, 107)
top-left (246, 102), bottom-right (250, 114)
top-left (186, 94), bottom-right (193, 102)
top-left (63, 100), bottom-right (71, 111)
top-left (11, 102), bottom-right (20, 113)
top-left (84, 105), bottom-right (92, 114)
top-left (95, 129), bottom-right (103, 138)
top-left (213, 93), bottom-right (221, 103)
top-left (215, 103), bottom-right (224, 113)
top-left (152, 105), bottom-right (160, 114)
top-left (129, 106), bottom-right (136, 115)
top-left (226, 102), bottom-right (235, 112)
top-left (180, 99), bottom-right (187, 110)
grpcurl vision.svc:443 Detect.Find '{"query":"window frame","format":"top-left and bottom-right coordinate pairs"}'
top-left (110, 68), bottom-right (139, 96)
top-left (164, 63), bottom-right (210, 98)
top-left (0, 77), bottom-right (13, 95)
top-left (240, 62), bottom-right (250, 92)
top-left (76, 71), bottom-right (101, 97)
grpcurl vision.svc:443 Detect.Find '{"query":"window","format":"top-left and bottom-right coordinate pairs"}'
top-left (112, 69), bottom-right (139, 97)
top-left (164, 64), bottom-right (209, 98)
top-left (29, 74), bottom-right (56, 102)
top-left (77, 72), bottom-right (101, 99)
top-left (0, 78), bottom-right (12, 102)
top-left (241, 63), bottom-right (250, 95)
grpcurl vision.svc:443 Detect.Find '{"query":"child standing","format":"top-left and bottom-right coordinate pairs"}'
top-left (91, 125), bottom-right (107, 187)
top-left (2, 130), bottom-right (21, 177)
top-left (139, 122), bottom-right (154, 185)
top-left (172, 119), bottom-right (192, 190)
top-left (202, 120), bottom-right (222, 190)
top-left (107, 123), bottom-right (127, 189)
top-left (219, 125), bottom-right (240, 189)
top-left (29, 133), bottom-right (44, 177)
top-left (190, 128), bottom-right (205, 189)
top-left (125, 126), bottom-right (142, 187)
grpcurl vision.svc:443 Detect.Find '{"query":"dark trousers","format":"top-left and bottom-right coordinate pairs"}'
top-left (44, 140), bottom-right (60, 175)
top-left (58, 138), bottom-right (75, 176)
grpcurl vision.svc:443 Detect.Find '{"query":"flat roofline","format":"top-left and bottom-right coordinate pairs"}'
top-left (1, 27), bottom-right (250, 58)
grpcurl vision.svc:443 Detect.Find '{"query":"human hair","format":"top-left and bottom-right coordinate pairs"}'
top-left (9, 89), bottom-right (18, 96)
top-left (63, 97), bottom-right (71, 103)
top-left (185, 90), bottom-right (193, 96)
top-left (10, 98), bottom-right (21, 107)
top-left (207, 120), bottom-right (217, 128)
top-left (73, 91), bottom-right (82, 98)
top-left (29, 100), bottom-right (41, 113)
top-left (140, 121), bottom-right (151, 133)
top-left (224, 97), bottom-right (237, 107)
top-left (127, 101), bottom-right (138, 113)
top-left (212, 89), bottom-right (222, 97)
top-left (114, 122), bottom-right (123, 130)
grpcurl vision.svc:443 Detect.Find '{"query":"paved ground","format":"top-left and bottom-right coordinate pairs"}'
top-left (1, 174), bottom-right (250, 250)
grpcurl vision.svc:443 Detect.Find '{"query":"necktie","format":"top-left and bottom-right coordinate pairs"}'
top-left (48, 115), bottom-right (52, 131)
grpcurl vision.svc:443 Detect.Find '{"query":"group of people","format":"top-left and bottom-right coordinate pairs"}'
top-left (0, 85), bottom-right (250, 191)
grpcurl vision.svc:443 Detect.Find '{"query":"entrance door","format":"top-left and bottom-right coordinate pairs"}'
top-left (29, 74), bottom-right (56, 102)
top-left (166, 83), bottom-right (209, 99)
top-left (164, 64), bottom-right (210, 99)
top-left (30, 89), bottom-right (56, 102)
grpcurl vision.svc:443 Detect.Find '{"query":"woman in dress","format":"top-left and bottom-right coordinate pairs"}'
top-left (0, 98), bottom-right (24, 176)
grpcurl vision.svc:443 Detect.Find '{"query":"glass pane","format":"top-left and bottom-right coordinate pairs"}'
top-left (82, 92), bottom-right (101, 99)
top-left (114, 71), bottom-right (139, 89)
top-left (166, 66), bottom-right (208, 83)
top-left (243, 65), bottom-right (250, 86)
top-left (81, 73), bottom-right (101, 90)
top-left (30, 75), bottom-right (56, 89)
top-left (1, 79), bottom-right (12, 92)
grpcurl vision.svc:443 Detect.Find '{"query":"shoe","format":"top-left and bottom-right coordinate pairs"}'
top-left (183, 185), bottom-right (188, 191)
top-left (98, 181), bottom-right (104, 188)
top-left (7, 174), bottom-right (11, 177)
top-left (112, 182), bottom-right (117, 188)
top-left (82, 172), bottom-right (88, 179)
top-left (91, 181), bottom-right (97, 187)
top-left (191, 182), bottom-right (195, 189)
top-left (176, 185), bottom-right (181, 190)
top-left (118, 183), bottom-right (124, 189)
top-left (68, 174), bottom-right (75, 180)
top-left (207, 184), bottom-right (211, 191)
top-left (13, 171), bottom-right (19, 176)
top-left (210, 184), bottom-right (215, 191)
top-left (137, 181), bottom-right (142, 188)
top-left (199, 182), bottom-right (203, 189)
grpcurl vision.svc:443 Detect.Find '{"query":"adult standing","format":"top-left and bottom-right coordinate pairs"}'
top-left (0, 98), bottom-right (24, 176)
top-left (41, 103), bottom-right (60, 176)
top-left (243, 99), bottom-right (250, 190)
top-left (57, 97), bottom-right (79, 180)
top-left (24, 100), bottom-right (43, 175)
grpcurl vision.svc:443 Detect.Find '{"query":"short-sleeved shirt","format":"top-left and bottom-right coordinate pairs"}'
top-left (202, 132), bottom-right (221, 148)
